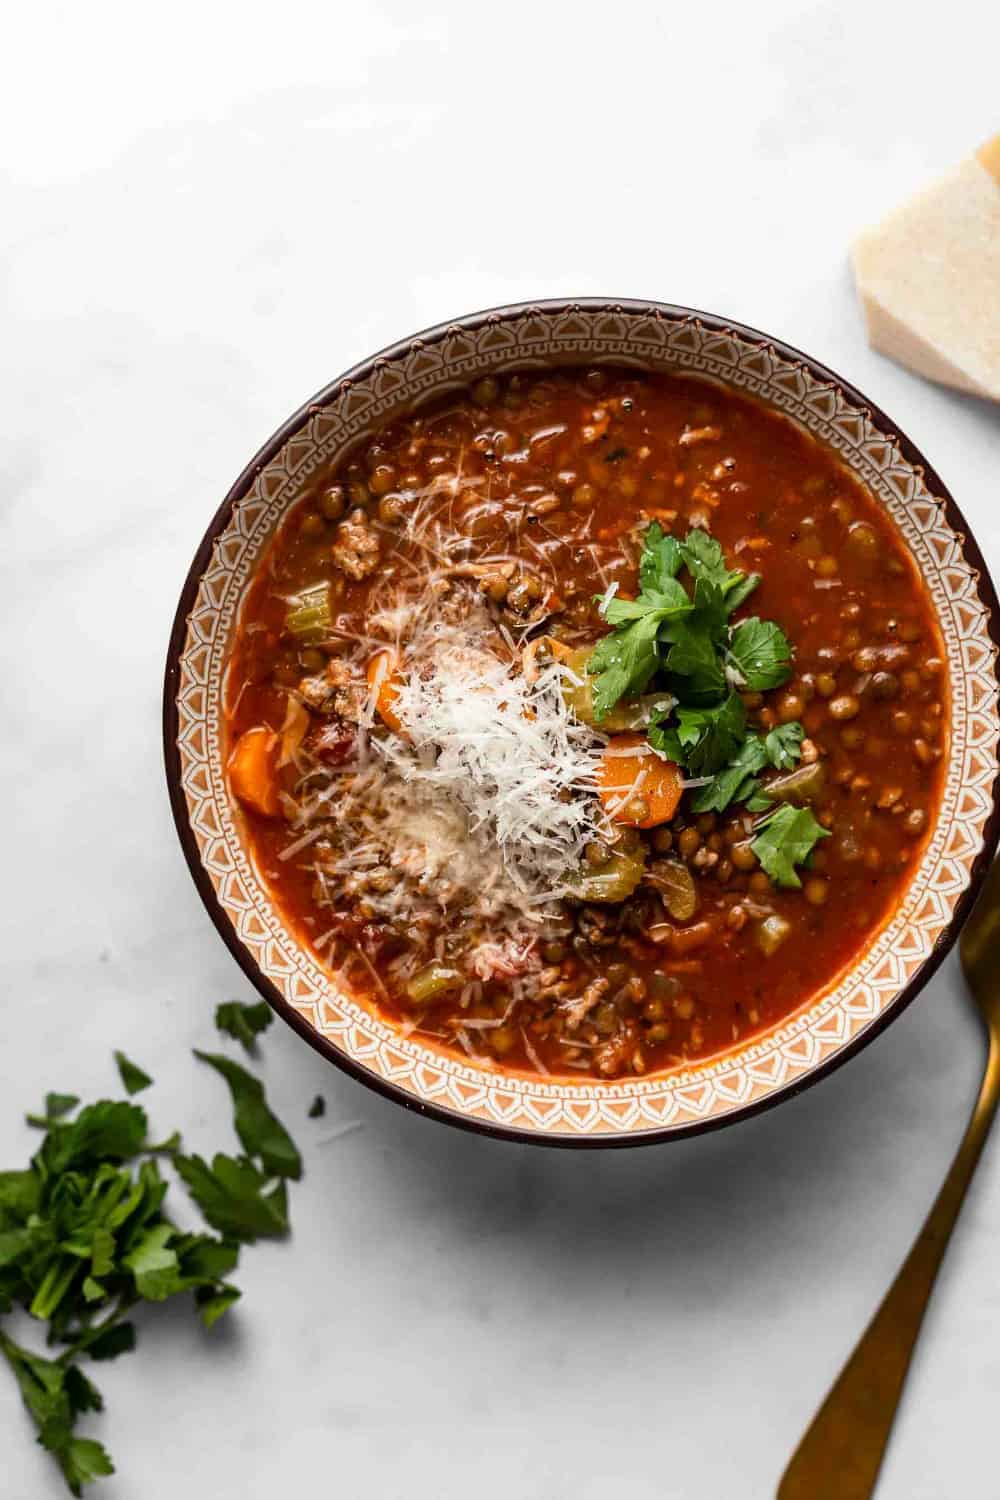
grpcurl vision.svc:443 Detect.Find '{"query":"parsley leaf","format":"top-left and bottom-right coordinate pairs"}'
top-left (113, 1053), bottom-right (152, 1097)
top-left (1, 1030), bottom-right (300, 1494)
top-left (750, 804), bottom-right (830, 888)
top-left (587, 610), bottom-right (664, 721)
top-left (678, 530), bottom-right (743, 594)
top-left (724, 571), bottom-right (761, 614)
top-left (764, 722), bottom-right (804, 770)
top-left (639, 522), bottom-right (683, 592)
top-left (174, 1154), bottom-right (290, 1242)
top-left (0, 1171), bottom-right (40, 1228)
top-left (0, 1333), bottom-right (115, 1496)
top-left (308, 1096), bottom-right (326, 1119)
top-left (690, 736), bottom-right (769, 813)
top-left (660, 579), bottom-right (731, 702)
top-left (215, 1000), bottom-right (274, 1055)
top-left (193, 1052), bottom-right (302, 1181)
top-left (122, 1223), bottom-right (180, 1301)
top-left (195, 1283), bottom-right (242, 1330)
top-left (601, 576), bottom-right (690, 626)
top-left (728, 617), bottom-right (793, 691)
top-left (46, 1094), bottom-right (80, 1120)
top-left (86, 1324), bottom-right (136, 1363)
top-left (60, 1438), bottom-right (115, 1495)
top-left (35, 1103), bottom-right (148, 1178)
top-left (649, 693), bottom-right (746, 776)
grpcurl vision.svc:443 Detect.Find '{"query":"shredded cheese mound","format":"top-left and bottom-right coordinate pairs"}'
top-left (375, 621), bottom-right (606, 911)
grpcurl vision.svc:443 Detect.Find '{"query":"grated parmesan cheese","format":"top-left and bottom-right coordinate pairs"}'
top-left (376, 619), bottom-right (606, 908)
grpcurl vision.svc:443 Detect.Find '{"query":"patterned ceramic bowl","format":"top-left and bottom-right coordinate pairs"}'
top-left (164, 300), bottom-right (1000, 1146)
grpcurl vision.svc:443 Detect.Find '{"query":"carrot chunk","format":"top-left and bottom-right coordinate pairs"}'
top-left (367, 650), bottom-right (406, 735)
top-left (228, 726), bottom-right (280, 817)
top-left (598, 733), bottom-right (682, 828)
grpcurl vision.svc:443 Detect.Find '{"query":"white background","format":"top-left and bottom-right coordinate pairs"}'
top-left (3, 2), bottom-right (1000, 1496)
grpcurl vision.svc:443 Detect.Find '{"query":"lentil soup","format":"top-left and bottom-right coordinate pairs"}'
top-left (225, 368), bottom-right (947, 1081)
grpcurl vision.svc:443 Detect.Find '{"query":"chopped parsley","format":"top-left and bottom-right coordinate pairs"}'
top-left (587, 523), bottom-right (822, 881)
top-left (1, 1041), bottom-right (300, 1494)
top-left (588, 526), bottom-right (789, 719)
top-left (214, 1000), bottom-right (273, 1055)
top-left (649, 693), bottom-right (746, 777)
top-left (727, 616), bottom-right (794, 691)
top-left (751, 804), bottom-right (830, 888)
top-left (113, 1052), bottom-right (152, 1097)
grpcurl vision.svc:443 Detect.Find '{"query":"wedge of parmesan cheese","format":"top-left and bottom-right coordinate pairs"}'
top-left (852, 135), bottom-right (1000, 401)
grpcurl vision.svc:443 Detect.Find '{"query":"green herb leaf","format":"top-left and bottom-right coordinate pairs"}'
top-left (195, 1283), bottom-right (241, 1330)
top-left (174, 1154), bottom-right (290, 1242)
top-left (0, 1170), bottom-right (40, 1228)
top-left (601, 577), bottom-right (690, 627)
top-left (215, 1000), bottom-right (274, 1055)
top-left (764, 722), bottom-right (804, 770)
top-left (113, 1052), bottom-right (152, 1097)
top-left (638, 522), bottom-right (683, 592)
top-left (0, 1333), bottom-right (114, 1495)
top-left (690, 736), bottom-right (769, 813)
top-left (728, 617), bottom-right (793, 691)
top-left (87, 1324), bottom-right (137, 1362)
top-left (1, 1022), bottom-right (301, 1494)
top-left (724, 572), bottom-right (761, 614)
top-left (307, 1096), bottom-right (326, 1119)
top-left (661, 618), bottom-right (727, 702)
top-left (193, 1053), bottom-right (302, 1181)
top-left (35, 1103), bottom-right (148, 1178)
top-left (587, 611), bottom-right (664, 721)
top-left (46, 1094), bottom-right (80, 1120)
top-left (678, 530), bottom-right (743, 593)
top-left (122, 1223), bottom-right (180, 1301)
top-left (649, 693), bottom-right (746, 777)
top-left (60, 1437), bottom-right (115, 1495)
top-left (750, 804), bottom-right (830, 888)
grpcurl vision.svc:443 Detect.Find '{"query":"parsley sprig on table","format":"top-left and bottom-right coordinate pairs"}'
top-left (587, 523), bottom-right (828, 884)
top-left (0, 1006), bottom-right (301, 1496)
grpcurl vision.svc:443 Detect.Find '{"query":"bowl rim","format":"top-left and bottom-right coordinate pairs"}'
top-left (163, 296), bottom-right (1000, 1148)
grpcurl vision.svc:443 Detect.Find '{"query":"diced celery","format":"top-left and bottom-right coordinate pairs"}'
top-left (286, 582), bottom-right (332, 643)
top-left (765, 761), bottom-right (826, 806)
top-left (405, 964), bottom-right (463, 1006)
top-left (571, 846), bottom-right (647, 903)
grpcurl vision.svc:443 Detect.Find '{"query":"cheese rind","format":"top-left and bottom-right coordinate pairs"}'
top-left (852, 139), bottom-right (1000, 402)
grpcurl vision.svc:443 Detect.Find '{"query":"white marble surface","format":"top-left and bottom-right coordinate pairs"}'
top-left (4, 2), bottom-right (1000, 1495)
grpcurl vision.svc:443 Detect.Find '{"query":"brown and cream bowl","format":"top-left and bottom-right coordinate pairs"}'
top-left (163, 299), bottom-right (1000, 1146)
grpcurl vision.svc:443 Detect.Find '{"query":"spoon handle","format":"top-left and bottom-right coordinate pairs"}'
top-left (778, 1028), bottom-right (1000, 1499)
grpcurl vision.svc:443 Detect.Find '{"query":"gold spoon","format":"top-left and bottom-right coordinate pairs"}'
top-left (778, 855), bottom-right (1000, 1499)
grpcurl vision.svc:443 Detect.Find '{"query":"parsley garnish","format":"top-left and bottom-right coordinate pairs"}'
top-left (192, 1052), bottom-right (302, 1182)
top-left (587, 527), bottom-right (788, 719)
top-left (585, 523), bottom-right (821, 880)
top-left (587, 610), bottom-right (665, 722)
top-left (113, 1052), bottom-right (152, 1097)
top-left (649, 693), bottom-right (746, 777)
top-left (690, 723), bottom-right (805, 814)
top-left (215, 1000), bottom-right (273, 1055)
top-left (764, 722), bottom-right (804, 770)
top-left (1, 1041), bottom-right (300, 1494)
top-left (690, 735), bottom-right (770, 813)
top-left (728, 616), bottom-right (794, 691)
top-left (751, 804), bottom-right (830, 888)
